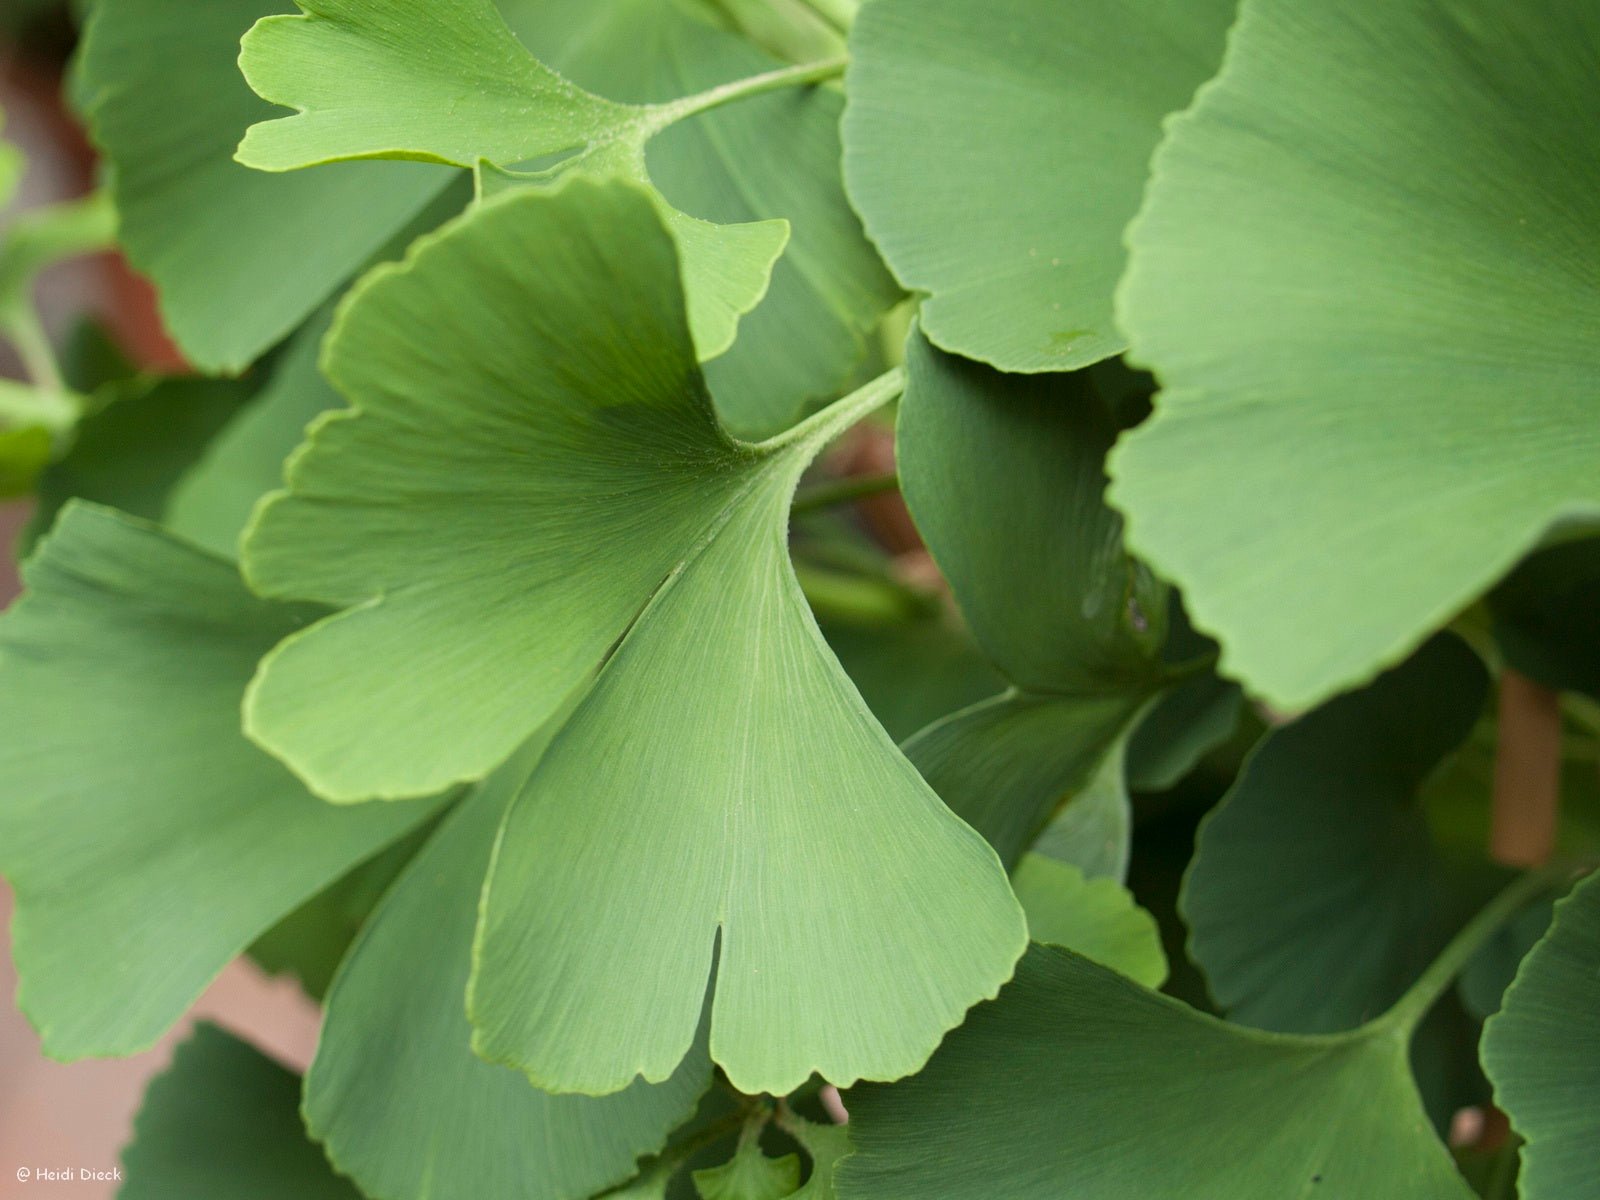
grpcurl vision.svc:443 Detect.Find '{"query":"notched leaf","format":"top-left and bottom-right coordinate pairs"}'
top-left (240, 178), bottom-right (1024, 1097)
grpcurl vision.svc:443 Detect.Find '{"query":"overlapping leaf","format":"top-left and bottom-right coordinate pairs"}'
top-left (29, 374), bottom-right (257, 543)
top-left (0, 504), bottom-right (441, 1057)
top-left (1182, 636), bottom-right (1485, 1032)
top-left (843, 0), bottom-right (1236, 371)
top-left (1483, 870), bottom-right (1600, 1200)
top-left (1011, 854), bottom-right (1167, 988)
top-left (838, 946), bottom-right (1474, 1200)
top-left (1113, 0), bottom-right (1600, 711)
top-left (236, 0), bottom-right (795, 364)
top-left (406, 0), bottom-right (902, 438)
top-left (307, 739), bottom-right (712, 1200)
top-left (895, 333), bottom-right (1169, 870)
top-left (77, 0), bottom-right (453, 371)
top-left (242, 180), bottom-right (1024, 1096)
top-left (121, 1024), bottom-right (362, 1200)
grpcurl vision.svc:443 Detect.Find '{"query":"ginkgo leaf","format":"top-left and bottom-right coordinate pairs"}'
top-left (77, 0), bottom-right (454, 371)
top-left (905, 693), bottom-right (1144, 872)
top-left (1112, 0), bottom-right (1600, 712)
top-left (30, 374), bottom-right (258, 546)
top-left (242, 179), bottom-right (1024, 1096)
top-left (693, 1139), bottom-right (801, 1200)
top-left (160, 178), bottom-right (472, 559)
top-left (821, 614), bottom-right (1002, 744)
top-left (1483, 869), bottom-right (1600, 1200)
top-left (236, 0), bottom-right (793, 361)
top-left (894, 333), bottom-right (1168, 869)
top-left (121, 1024), bottom-right (361, 1200)
top-left (307, 739), bottom-right (711, 1200)
top-left (1012, 854), bottom-right (1168, 988)
top-left (0, 503), bottom-right (441, 1057)
top-left (842, 0), bottom-right (1236, 372)
top-left (445, 0), bottom-right (902, 438)
top-left (162, 310), bottom-right (340, 558)
top-left (1182, 636), bottom-right (1485, 1033)
top-left (782, 1118), bottom-right (851, 1200)
top-left (837, 946), bottom-right (1474, 1200)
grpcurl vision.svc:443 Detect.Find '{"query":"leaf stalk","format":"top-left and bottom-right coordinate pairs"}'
top-left (647, 55), bottom-right (850, 131)
top-left (1379, 863), bottom-right (1579, 1035)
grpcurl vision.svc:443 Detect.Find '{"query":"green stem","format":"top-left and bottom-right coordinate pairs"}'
top-left (795, 560), bottom-right (937, 627)
top-left (648, 55), bottom-right (850, 129)
top-left (1483, 1140), bottom-right (1520, 1200)
top-left (1380, 864), bottom-right (1576, 1034)
top-left (792, 471), bottom-right (900, 515)
top-left (5, 307), bottom-right (63, 394)
top-left (0, 380), bottom-right (76, 433)
top-left (761, 365), bottom-right (905, 453)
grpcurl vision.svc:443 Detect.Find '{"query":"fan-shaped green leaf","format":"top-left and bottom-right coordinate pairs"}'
top-left (837, 946), bottom-right (1474, 1200)
top-left (1012, 854), bottom-right (1167, 988)
top-left (236, 0), bottom-right (794, 362)
top-left (693, 1139), bottom-right (800, 1200)
top-left (1113, 0), bottom-right (1600, 711)
top-left (241, 179), bottom-right (1023, 1096)
top-left (307, 741), bottom-right (711, 1200)
top-left (842, 0), bottom-right (1235, 372)
top-left (1182, 636), bottom-right (1485, 1033)
top-left (895, 333), bottom-right (1167, 869)
top-left (122, 1024), bottom-right (361, 1200)
top-left (1483, 870), bottom-right (1600, 1199)
top-left (77, 0), bottom-right (453, 371)
top-left (446, 0), bottom-right (901, 438)
top-left (0, 504), bottom-right (441, 1057)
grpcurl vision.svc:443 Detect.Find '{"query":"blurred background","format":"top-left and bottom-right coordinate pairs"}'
top-left (0, 12), bottom-right (319, 1196)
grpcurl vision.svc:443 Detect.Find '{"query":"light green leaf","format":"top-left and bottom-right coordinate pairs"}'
top-left (1483, 870), bottom-right (1600, 1200)
top-left (307, 742), bottom-right (711, 1200)
top-left (895, 333), bottom-right (1166, 869)
top-left (121, 1024), bottom-right (361, 1200)
top-left (77, 0), bottom-right (453, 370)
top-left (837, 946), bottom-right (1474, 1200)
top-left (482, 0), bottom-right (901, 438)
top-left (1012, 854), bottom-right (1168, 988)
top-left (693, 1138), bottom-right (800, 1200)
top-left (241, 180), bottom-right (1023, 1096)
top-left (1182, 636), bottom-right (1486, 1033)
top-left (1112, 0), bottom-right (1600, 711)
top-left (1025, 726), bottom-right (1135, 883)
top-left (842, 0), bottom-right (1235, 372)
top-left (161, 176), bottom-right (473, 559)
top-left (784, 1118), bottom-right (851, 1200)
top-left (0, 504), bottom-right (441, 1057)
top-left (237, 0), bottom-right (792, 362)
